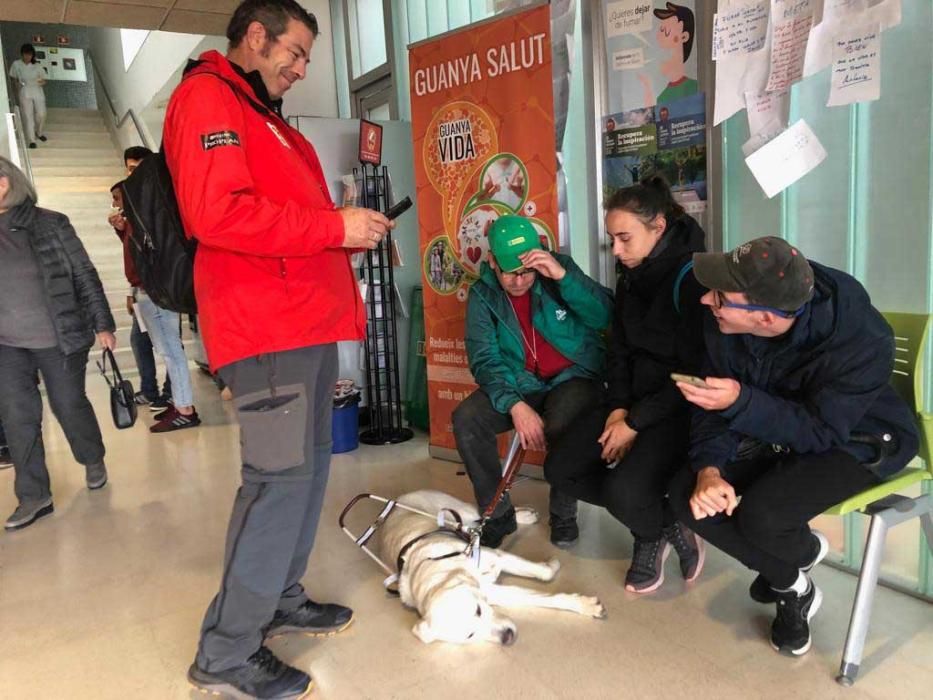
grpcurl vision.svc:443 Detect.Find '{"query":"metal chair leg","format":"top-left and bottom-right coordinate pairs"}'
top-left (837, 513), bottom-right (889, 687)
top-left (919, 512), bottom-right (933, 555)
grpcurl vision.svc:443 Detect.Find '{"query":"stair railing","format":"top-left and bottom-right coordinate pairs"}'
top-left (88, 52), bottom-right (158, 152)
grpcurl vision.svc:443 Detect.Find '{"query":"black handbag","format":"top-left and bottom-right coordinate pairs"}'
top-left (96, 348), bottom-right (137, 429)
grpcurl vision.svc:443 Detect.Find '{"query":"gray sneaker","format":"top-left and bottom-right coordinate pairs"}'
top-left (85, 462), bottom-right (108, 490)
top-left (5, 498), bottom-right (54, 531)
top-left (624, 537), bottom-right (672, 593)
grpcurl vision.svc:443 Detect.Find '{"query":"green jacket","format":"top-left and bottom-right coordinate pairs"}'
top-left (465, 253), bottom-right (612, 414)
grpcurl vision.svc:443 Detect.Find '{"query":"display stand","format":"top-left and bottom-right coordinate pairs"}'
top-left (354, 163), bottom-right (413, 445)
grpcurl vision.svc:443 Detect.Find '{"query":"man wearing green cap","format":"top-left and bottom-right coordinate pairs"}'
top-left (668, 236), bottom-right (919, 657)
top-left (453, 215), bottom-right (612, 548)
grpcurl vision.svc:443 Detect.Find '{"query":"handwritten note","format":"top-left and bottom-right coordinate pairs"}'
top-left (827, 25), bottom-right (880, 106)
top-left (745, 89), bottom-right (790, 135)
top-left (766, 0), bottom-right (814, 92)
top-left (803, 0), bottom-right (900, 78)
top-left (745, 119), bottom-right (827, 198)
top-left (742, 117), bottom-right (786, 157)
top-left (712, 1), bottom-right (769, 60)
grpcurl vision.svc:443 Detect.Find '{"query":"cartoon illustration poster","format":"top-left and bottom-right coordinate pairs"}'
top-left (602, 1), bottom-right (706, 213)
top-left (409, 5), bottom-right (558, 453)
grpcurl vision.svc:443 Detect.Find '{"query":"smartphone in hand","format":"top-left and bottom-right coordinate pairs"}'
top-left (670, 372), bottom-right (711, 389)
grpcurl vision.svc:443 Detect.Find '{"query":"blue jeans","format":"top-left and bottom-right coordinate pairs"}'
top-left (136, 294), bottom-right (194, 408)
top-left (130, 315), bottom-right (171, 399)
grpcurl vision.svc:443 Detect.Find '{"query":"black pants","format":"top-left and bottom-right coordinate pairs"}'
top-left (452, 377), bottom-right (602, 519)
top-left (669, 449), bottom-right (880, 588)
top-left (0, 345), bottom-right (105, 504)
top-left (546, 403), bottom-right (689, 540)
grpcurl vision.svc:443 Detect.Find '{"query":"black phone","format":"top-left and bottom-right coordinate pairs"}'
top-left (385, 196), bottom-right (412, 221)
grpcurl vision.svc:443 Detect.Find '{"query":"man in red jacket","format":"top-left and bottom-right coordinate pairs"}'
top-left (163, 2), bottom-right (391, 697)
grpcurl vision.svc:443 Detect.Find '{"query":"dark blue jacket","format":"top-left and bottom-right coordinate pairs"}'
top-left (690, 262), bottom-right (919, 479)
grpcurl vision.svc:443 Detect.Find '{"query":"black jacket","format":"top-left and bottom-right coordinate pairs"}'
top-left (690, 262), bottom-right (919, 479)
top-left (7, 202), bottom-right (115, 356)
top-left (607, 214), bottom-right (707, 430)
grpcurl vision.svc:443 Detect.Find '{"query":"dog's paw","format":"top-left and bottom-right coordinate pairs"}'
top-left (543, 558), bottom-right (561, 581)
top-left (514, 506), bottom-right (538, 525)
top-left (580, 596), bottom-right (607, 619)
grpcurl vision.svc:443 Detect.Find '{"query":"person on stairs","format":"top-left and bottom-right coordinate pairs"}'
top-left (8, 44), bottom-right (47, 149)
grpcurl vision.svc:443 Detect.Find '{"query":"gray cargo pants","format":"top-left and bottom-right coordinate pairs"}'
top-left (196, 344), bottom-right (337, 672)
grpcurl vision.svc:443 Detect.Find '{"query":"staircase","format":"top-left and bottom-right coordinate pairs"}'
top-left (28, 108), bottom-right (144, 374)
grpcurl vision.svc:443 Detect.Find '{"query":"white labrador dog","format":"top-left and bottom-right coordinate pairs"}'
top-left (375, 490), bottom-right (606, 645)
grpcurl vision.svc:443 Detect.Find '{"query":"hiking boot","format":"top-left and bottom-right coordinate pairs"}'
top-left (5, 498), bottom-right (54, 531)
top-left (265, 600), bottom-right (354, 638)
top-left (85, 462), bottom-right (108, 490)
top-left (663, 522), bottom-right (705, 582)
top-left (625, 537), bottom-right (671, 593)
top-left (750, 530), bottom-right (829, 604)
top-left (151, 409), bottom-right (200, 433)
top-left (771, 578), bottom-right (823, 655)
top-left (187, 646), bottom-right (312, 700)
top-left (0, 446), bottom-right (12, 470)
top-left (480, 507), bottom-right (517, 548)
top-left (549, 514), bottom-right (579, 548)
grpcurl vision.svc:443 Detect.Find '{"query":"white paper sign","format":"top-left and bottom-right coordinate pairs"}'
top-left (827, 25), bottom-right (881, 106)
top-left (803, 0), bottom-right (900, 78)
top-left (745, 119), bottom-right (827, 198)
top-left (613, 47), bottom-right (645, 70)
top-left (766, 0), bottom-right (814, 92)
top-left (712, 1), bottom-right (769, 61)
top-left (742, 117), bottom-right (786, 157)
top-left (606, 1), bottom-right (653, 37)
top-left (745, 89), bottom-right (790, 135)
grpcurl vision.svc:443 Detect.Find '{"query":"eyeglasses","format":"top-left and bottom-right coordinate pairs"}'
top-left (503, 267), bottom-right (535, 278)
top-left (712, 290), bottom-right (805, 319)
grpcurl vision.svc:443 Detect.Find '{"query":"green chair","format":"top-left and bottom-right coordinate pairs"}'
top-left (825, 312), bottom-right (933, 686)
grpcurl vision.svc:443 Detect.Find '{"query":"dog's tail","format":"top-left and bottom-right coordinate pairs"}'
top-left (515, 506), bottom-right (538, 525)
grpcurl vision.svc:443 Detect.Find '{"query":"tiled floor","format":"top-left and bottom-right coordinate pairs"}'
top-left (0, 374), bottom-right (930, 699)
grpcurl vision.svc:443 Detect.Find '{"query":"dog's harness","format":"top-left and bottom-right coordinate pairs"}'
top-left (339, 495), bottom-right (475, 593)
top-left (339, 440), bottom-right (528, 590)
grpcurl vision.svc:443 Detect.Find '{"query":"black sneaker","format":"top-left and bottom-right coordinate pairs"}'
top-left (625, 537), bottom-right (671, 593)
top-left (38, 135), bottom-right (47, 142)
top-left (149, 395), bottom-right (173, 412)
top-left (480, 507), bottom-right (517, 548)
top-left (663, 522), bottom-right (705, 582)
top-left (549, 514), bottom-right (579, 548)
top-left (133, 391), bottom-right (155, 406)
top-left (28, 142), bottom-right (36, 149)
top-left (750, 530), bottom-right (829, 604)
top-left (771, 578), bottom-right (823, 655)
top-left (188, 646), bottom-right (312, 700)
top-left (265, 600), bottom-right (354, 638)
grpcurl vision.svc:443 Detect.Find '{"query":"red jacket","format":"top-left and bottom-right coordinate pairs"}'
top-left (163, 51), bottom-right (364, 370)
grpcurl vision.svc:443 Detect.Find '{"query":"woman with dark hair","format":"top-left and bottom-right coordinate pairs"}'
top-left (8, 43), bottom-right (48, 149)
top-left (546, 176), bottom-right (708, 593)
top-left (0, 156), bottom-right (116, 531)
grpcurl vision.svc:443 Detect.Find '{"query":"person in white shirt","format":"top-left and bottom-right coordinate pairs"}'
top-left (8, 44), bottom-right (48, 149)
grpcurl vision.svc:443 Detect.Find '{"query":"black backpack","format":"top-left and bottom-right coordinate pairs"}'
top-left (121, 152), bottom-right (198, 315)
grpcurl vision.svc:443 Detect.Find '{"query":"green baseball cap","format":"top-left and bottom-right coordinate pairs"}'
top-left (487, 215), bottom-right (540, 272)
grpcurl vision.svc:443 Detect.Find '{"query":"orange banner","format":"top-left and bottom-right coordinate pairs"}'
top-left (410, 4), bottom-right (558, 452)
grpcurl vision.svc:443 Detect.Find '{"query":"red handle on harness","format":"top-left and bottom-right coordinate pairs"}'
top-left (481, 445), bottom-right (526, 520)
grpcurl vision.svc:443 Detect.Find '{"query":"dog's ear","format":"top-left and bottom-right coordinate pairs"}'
top-left (412, 619), bottom-right (437, 644)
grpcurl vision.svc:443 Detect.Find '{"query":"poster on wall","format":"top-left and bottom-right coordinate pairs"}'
top-left (601, 1), bottom-right (707, 213)
top-left (409, 4), bottom-right (558, 454)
